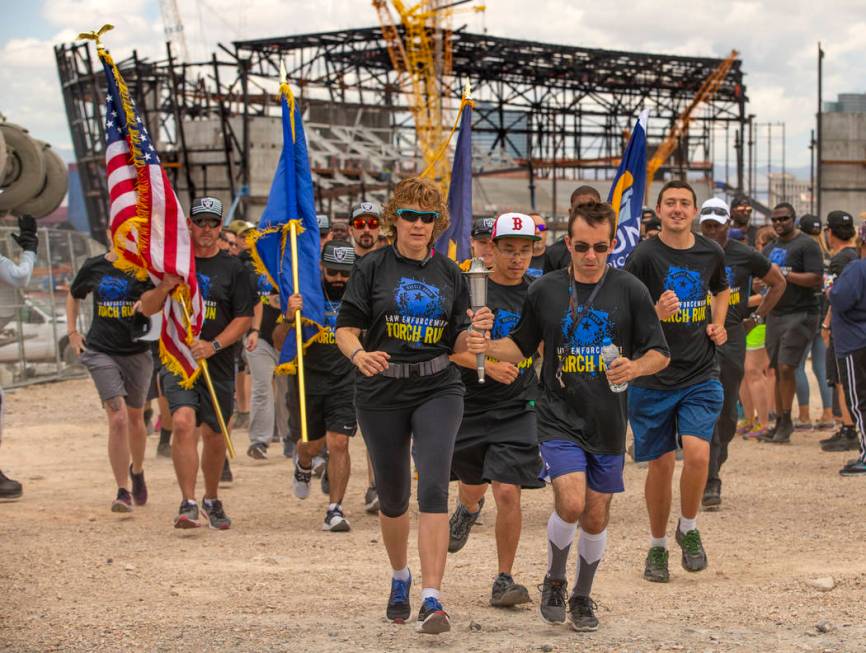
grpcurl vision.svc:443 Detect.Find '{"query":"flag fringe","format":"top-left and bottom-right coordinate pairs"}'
top-left (246, 226), bottom-right (282, 291)
top-left (274, 316), bottom-right (325, 376)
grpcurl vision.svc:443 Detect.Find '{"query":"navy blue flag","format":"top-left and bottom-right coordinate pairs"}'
top-left (608, 110), bottom-right (649, 268)
top-left (435, 99), bottom-right (473, 261)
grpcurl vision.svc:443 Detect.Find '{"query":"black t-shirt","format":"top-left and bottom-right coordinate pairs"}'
top-left (70, 255), bottom-right (154, 356)
top-left (527, 254), bottom-right (547, 280)
top-left (762, 232), bottom-right (824, 315)
top-left (306, 286), bottom-right (355, 396)
top-left (509, 268), bottom-right (668, 454)
top-left (828, 247), bottom-right (859, 281)
top-left (461, 278), bottom-right (537, 413)
top-left (195, 252), bottom-right (255, 379)
top-left (253, 273), bottom-right (281, 347)
top-left (543, 239), bottom-right (571, 273)
top-left (625, 234), bottom-right (728, 389)
top-left (723, 239), bottom-right (772, 327)
top-left (337, 246), bottom-right (471, 409)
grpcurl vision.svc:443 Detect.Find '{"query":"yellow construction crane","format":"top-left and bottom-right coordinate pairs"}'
top-left (646, 50), bottom-right (739, 180)
top-left (372, 0), bottom-right (485, 186)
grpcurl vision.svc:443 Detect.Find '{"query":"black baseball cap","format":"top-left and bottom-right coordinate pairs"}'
top-left (321, 239), bottom-right (356, 272)
top-left (317, 214), bottom-right (331, 233)
top-left (644, 217), bottom-right (661, 231)
top-left (471, 217), bottom-right (495, 238)
top-left (799, 214), bottom-right (822, 236)
top-left (827, 210), bottom-right (854, 229)
top-left (731, 196), bottom-right (750, 208)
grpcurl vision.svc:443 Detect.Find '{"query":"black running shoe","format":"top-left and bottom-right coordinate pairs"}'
top-left (821, 426), bottom-right (859, 452)
top-left (416, 596), bottom-right (450, 634)
top-left (386, 573), bottom-right (412, 623)
top-left (538, 575), bottom-right (567, 625)
top-left (0, 470), bottom-right (23, 501)
top-left (839, 459), bottom-right (866, 477)
top-left (220, 459), bottom-right (233, 485)
top-left (702, 478), bottom-right (721, 510)
top-left (448, 497), bottom-right (484, 553)
top-left (364, 485), bottom-right (379, 514)
top-left (174, 500), bottom-right (200, 529)
top-left (202, 498), bottom-right (231, 530)
top-left (675, 521), bottom-right (708, 572)
top-left (490, 572), bottom-right (530, 607)
top-left (320, 467), bottom-right (330, 495)
top-left (764, 419), bottom-right (792, 444)
top-left (643, 546), bottom-right (670, 583)
top-left (246, 443), bottom-right (268, 460)
top-left (568, 595), bottom-right (599, 632)
top-left (156, 441), bottom-right (171, 458)
top-left (129, 465), bottom-right (148, 506)
top-left (111, 488), bottom-right (133, 513)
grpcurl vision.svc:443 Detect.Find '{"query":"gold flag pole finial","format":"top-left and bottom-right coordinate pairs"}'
top-left (77, 24), bottom-right (114, 47)
top-left (279, 60), bottom-right (287, 86)
top-left (463, 80), bottom-right (472, 101)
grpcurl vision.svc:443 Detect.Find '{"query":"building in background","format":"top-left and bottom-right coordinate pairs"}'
top-left (769, 172), bottom-right (812, 217)
top-left (820, 93), bottom-right (866, 218)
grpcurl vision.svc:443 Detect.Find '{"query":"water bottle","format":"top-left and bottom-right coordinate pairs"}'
top-left (601, 338), bottom-right (627, 393)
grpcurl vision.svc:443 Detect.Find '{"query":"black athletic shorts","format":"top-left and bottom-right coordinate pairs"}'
top-left (766, 311), bottom-right (819, 369)
top-left (159, 368), bottom-right (234, 434)
top-left (450, 402), bottom-right (544, 489)
top-left (288, 388), bottom-right (357, 441)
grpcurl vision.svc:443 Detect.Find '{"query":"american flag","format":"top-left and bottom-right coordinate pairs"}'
top-left (99, 49), bottom-right (205, 386)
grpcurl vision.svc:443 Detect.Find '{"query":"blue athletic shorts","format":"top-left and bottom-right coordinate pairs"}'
top-left (539, 439), bottom-right (625, 494)
top-left (628, 378), bottom-right (724, 463)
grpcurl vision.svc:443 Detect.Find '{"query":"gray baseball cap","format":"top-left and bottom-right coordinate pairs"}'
top-left (321, 239), bottom-right (356, 272)
top-left (351, 201), bottom-right (382, 220)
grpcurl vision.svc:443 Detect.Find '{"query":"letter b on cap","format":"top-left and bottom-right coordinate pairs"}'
top-left (512, 216), bottom-right (523, 231)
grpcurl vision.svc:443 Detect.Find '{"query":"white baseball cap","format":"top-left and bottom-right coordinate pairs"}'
top-left (491, 212), bottom-right (541, 241)
top-left (699, 198), bottom-right (731, 224)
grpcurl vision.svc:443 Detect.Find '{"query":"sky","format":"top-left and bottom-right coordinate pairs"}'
top-left (2, 0), bottom-right (864, 183)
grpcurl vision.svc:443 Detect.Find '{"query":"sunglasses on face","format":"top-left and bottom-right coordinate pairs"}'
top-left (325, 268), bottom-right (351, 278)
top-left (534, 224), bottom-right (547, 232)
top-left (352, 217), bottom-right (380, 230)
top-left (572, 242), bottom-right (610, 253)
top-left (192, 218), bottom-right (221, 229)
top-left (771, 216), bottom-right (792, 223)
top-left (396, 208), bottom-right (439, 224)
top-left (700, 207), bottom-right (729, 218)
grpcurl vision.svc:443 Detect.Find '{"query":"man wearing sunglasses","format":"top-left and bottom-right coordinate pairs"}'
top-left (140, 196), bottom-right (254, 530)
top-left (448, 212), bottom-right (545, 609)
top-left (350, 201), bottom-right (383, 259)
top-left (698, 198), bottom-right (785, 509)
top-left (467, 202), bottom-right (669, 632)
top-left (288, 240), bottom-right (358, 532)
top-left (758, 203), bottom-right (824, 444)
top-left (731, 196), bottom-right (758, 247)
top-left (527, 213), bottom-right (549, 279)
top-left (625, 180), bottom-right (729, 585)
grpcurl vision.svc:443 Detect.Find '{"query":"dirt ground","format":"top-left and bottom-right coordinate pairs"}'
top-left (1, 377), bottom-right (865, 652)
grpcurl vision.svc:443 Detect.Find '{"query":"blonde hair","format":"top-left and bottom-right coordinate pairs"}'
top-left (382, 177), bottom-right (450, 244)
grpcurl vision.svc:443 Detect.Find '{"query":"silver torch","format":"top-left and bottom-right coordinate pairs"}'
top-left (464, 257), bottom-right (491, 383)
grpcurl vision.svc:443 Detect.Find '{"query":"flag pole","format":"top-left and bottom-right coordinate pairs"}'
top-left (288, 221), bottom-right (309, 443)
top-left (178, 292), bottom-right (236, 458)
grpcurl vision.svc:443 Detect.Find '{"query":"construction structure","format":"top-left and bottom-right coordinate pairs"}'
top-left (55, 25), bottom-right (748, 241)
top-left (819, 92), bottom-right (866, 219)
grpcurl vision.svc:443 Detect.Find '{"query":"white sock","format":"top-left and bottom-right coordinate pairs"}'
top-left (328, 502), bottom-right (339, 511)
top-left (183, 498), bottom-right (197, 508)
top-left (421, 587), bottom-right (440, 601)
top-left (679, 516), bottom-right (697, 534)
top-left (392, 567), bottom-right (410, 582)
top-left (547, 511), bottom-right (578, 580)
top-left (577, 528), bottom-right (607, 565)
top-left (650, 535), bottom-right (667, 549)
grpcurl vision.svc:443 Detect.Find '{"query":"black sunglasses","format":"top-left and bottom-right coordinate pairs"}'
top-left (572, 242), bottom-right (610, 253)
top-left (396, 208), bottom-right (439, 224)
top-left (192, 218), bottom-right (221, 229)
top-left (771, 215), bottom-right (793, 223)
top-left (700, 207), bottom-right (729, 217)
top-left (325, 268), bottom-right (351, 278)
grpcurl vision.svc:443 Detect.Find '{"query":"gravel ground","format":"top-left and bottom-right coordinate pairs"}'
top-left (1, 377), bottom-right (865, 652)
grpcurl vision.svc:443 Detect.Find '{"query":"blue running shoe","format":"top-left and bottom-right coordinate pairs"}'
top-left (386, 573), bottom-right (412, 623)
top-left (416, 596), bottom-right (450, 634)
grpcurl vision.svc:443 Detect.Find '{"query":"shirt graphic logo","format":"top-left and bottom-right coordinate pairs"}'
top-left (662, 265), bottom-right (707, 324)
top-left (257, 274), bottom-right (274, 296)
top-left (725, 265), bottom-right (743, 307)
top-left (491, 308), bottom-right (532, 372)
top-left (315, 299), bottom-right (340, 345)
top-left (96, 275), bottom-right (135, 319)
top-left (386, 277), bottom-right (447, 347)
top-left (767, 247), bottom-right (787, 267)
top-left (557, 307), bottom-right (612, 377)
top-left (526, 267), bottom-right (543, 279)
top-left (197, 273), bottom-right (216, 320)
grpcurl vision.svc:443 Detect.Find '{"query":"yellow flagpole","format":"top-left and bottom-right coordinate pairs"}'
top-left (178, 292), bottom-right (236, 458)
top-left (288, 221), bottom-right (309, 443)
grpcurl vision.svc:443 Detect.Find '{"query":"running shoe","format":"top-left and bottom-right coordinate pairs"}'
top-left (760, 420), bottom-right (792, 444)
top-left (490, 572), bottom-right (530, 607)
top-left (111, 488), bottom-right (133, 513)
top-left (643, 546), bottom-right (670, 583)
top-left (320, 467), bottom-right (330, 495)
top-left (364, 485), bottom-right (380, 514)
top-left (743, 422), bottom-right (767, 440)
top-left (386, 573), bottom-right (412, 623)
top-left (174, 500), bottom-right (200, 529)
top-left (311, 454), bottom-right (327, 478)
top-left (0, 470), bottom-right (23, 501)
top-left (702, 478), bottom-right (721, 510)
top-left (247, 443), bottom-right (268, 460)
top-left (448, 497), bottom-right (484, 553)
top-left (293, 460), bottom-right (312, 499)
top-left (202, 498), bottom-right (232, 530)
top-left (322, 505), bottom-right (351, 532)
top-left (821, 426), bottom-right (859, 452)
top-left (220, 459), bottom-right (233, 485)
top-left (735, 418), bottom-right (753, 435)
top-left (793, 419), bottom-right (813, 431)
top-left (675, 521), bottom-right (708, 572)
top-left (567, 595), bottom-right (599, 632)
top-left (416, 596), bottom-right (450, 634)
top-left (129, 465), bottom-right (148, 506)
top-left (156, 441), bottom-right (171, 458)
top-left (815, 419), bottom-right (836, 431)
top-left (233, 412), bottom-right (250, 430)
top-left (538, 575), bottom-right (567, 625)
top-left (839, 459), bottom-right (866, 477)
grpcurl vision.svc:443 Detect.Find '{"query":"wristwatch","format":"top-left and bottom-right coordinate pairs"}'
top-left (752, 314), bottom-right (765, 325)
top-left (211, 339), bottom-right (223, 353)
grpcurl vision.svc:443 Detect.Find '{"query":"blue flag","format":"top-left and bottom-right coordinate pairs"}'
top-left (435, 99), bottom-right (473, 261)
top-left (608, 109), bottom-right (648, 269)
top-left (250, 84), bottom-right (325, 374)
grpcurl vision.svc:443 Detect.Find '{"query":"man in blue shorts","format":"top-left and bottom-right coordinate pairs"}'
top-left (468, 201), bottom-right (669, 631)
top-left (625, 180), bottom-right (730, 583)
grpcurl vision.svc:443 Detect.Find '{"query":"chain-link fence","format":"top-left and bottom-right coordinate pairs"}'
top-left (0, 226), bottom-right (105, 387)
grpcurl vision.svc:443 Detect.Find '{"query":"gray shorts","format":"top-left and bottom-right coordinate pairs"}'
top-left (766, 311), bottom-right (820, 369)
top-left (80, 349), bottom-right (154, 409)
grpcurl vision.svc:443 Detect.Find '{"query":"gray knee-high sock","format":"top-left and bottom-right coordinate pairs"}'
top-left (547, 511), bottom-right (577, 580)
top-left (573, 528), bottom-right (608, 598)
